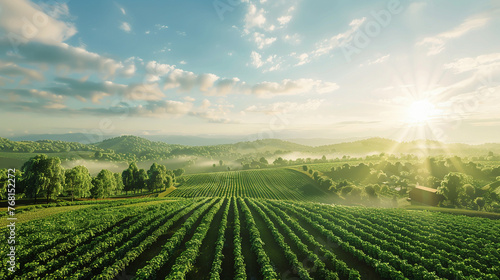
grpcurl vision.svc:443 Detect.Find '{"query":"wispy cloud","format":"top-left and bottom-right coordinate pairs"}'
top-left (359, 54), bottom-right (390, 67)
top-left (417, 15), bottom-right (489, 55)
top-left (444, 53), bottom-right (500, 73)
top-left (120, 22), bottom-right (131, 33)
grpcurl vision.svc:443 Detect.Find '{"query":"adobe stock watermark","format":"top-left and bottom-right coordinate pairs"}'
top-left (341, 0), bottom-right (404, 62)
top-left (6, 0), bottom-right (71, 54)
top-left (213, 0), bottom-right (243, 21)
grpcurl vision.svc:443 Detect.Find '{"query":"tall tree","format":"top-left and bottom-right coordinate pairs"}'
top-left (173, 168), bottom-right (185, 177)
top-left (147, 163), bottom-right (167, 193)
top-left (21, 154), bottom-right (64, 203)
top-left (122, 162), bottom-right (139, 195)
top-left (136, 168), bottom-right (148, 193)
top-left (438, 172), bottom-right (472, 206)
top-left (64, 166), bottom-right (92, 201)
top-left (91, 169), bottom-right (116, 199)
top-left (114, 173), bottom-right (124, 195)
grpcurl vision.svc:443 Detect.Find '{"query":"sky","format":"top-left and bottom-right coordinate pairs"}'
top-left (0, 0), bottom-right (499, 144)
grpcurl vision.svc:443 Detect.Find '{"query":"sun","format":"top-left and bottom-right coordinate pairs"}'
top-left (406, 100), bottom-right (437, 124)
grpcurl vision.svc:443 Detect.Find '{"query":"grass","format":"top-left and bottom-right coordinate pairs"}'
top-left (157, 186), bottom-right (177, 197)
top-left (403, 205), bottom-right (500, 219)
top-left (0, 204), bottom-right (96, 227)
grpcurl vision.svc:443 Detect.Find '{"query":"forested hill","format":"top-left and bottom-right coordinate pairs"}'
top-left (95, 135), bottom-right (182, 155)
top-left (314, 138), bottom-right (500, 157)
top-left (1, 136), bottom-right (500, 162)
top-left (0, 137), bottom-right (100, 153)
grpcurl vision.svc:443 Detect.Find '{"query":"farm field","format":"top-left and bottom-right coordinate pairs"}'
top-left (167, 168), bottom-right (337, 202)
top-left (2, 197), bottom-right (499, 279)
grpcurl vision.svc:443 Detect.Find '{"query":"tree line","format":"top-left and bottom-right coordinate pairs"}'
top-left (0, 154), bottom-right (184, 202)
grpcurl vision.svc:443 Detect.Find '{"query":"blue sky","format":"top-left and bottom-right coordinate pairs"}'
top-left (0, 0), bottom-right (499, 143)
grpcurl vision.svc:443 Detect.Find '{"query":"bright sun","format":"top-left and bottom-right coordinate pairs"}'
top-left (406, 100), bottom-right (437, 124)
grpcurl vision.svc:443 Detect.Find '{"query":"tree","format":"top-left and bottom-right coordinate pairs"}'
top-left (64, 166), bottom-right (92, 201)
top-left (0, 169), bottom-right (21, 200)
top-left (438, 172), bottom-right (472, 206)
top-left (302, 165), bottom-right (308, 171)
top-left (173, 168), bottom-right (185, 177)
top-left (122, 162), bottom-right (139, 195)
top-left (21, 154), bottom-right (64, 203)
top-left (114, 173), bottom-right (124, 195)
top-left (91, 169), bottom-right (116, 199)
top-left (219, 160), bottom-right (224, 166)
top-left (148, 163), bottom-right (167, 193)
top-left (364, 185), bottom-right (377, 198)
top-left (165, 174), bottom-right (174, 190)
top-left (136, 169), bottom-right (148, 193)
top-left (464, 184), bottom-right (475, 198)
top-left (273, 157), bottom-right (286, 166)
top-left (474, 197), bottom-right (485, 210)
top-left (259, 157), bottom-right (269, 166)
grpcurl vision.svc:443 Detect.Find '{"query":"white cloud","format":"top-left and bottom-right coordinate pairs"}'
top-left (40, 77), bottom-right (167, 103)
top-left (444, 53), bottom-right (500, 73)
top-left (0, 0), bottom-right (77, 44)
top-left (0, 61), bottom-right (44, 84)
top-left (120, 22), bottom-right (131, 33)
top-left (177, 31), bottom-right (187, 36)
top-left (277, 15), bottom-right (292, 25)
top-left (130, 100), bottom-right (193, 117)
top-left (251, 79), bottom-right (339, 97)
top-left (284, 33), bottom-right (301, 44)
top-left (120, 7), bottom-right (126, 15)
top-left (312, 17), bottom-right (366, 58)
top-left (250, 51), bottom-right (263, 68)
top-left (252, 32), bottom-right (276, 49)
top-left (0, 41), bottom-right (130, 77)
top-left (125, 83), bottom-right (165, 101)
top-left (179, 60), bottom-right (187, 65)
top-left (417, 16), bottom-right (489, 55)
top-left (155, 24), bottom-right (168, 30)
top-left (145, 61), bottom-right (175, 82)
top-left (359, 54), bottom-right (390, 67)
top-left (164, 69), bottom-right (220, 92)
top-left (244, 3), bottom-right (267, 31)
top-left (295, 53), bottom-right (310, 66)
top-left (249, 51), bottom-right (279, 71)
top-left (145, 30), bottom-right (151, 34)
top-left (208, 77), bottom-right (242, 96)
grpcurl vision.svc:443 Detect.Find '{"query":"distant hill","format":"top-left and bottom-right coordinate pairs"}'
top-left (94, 135), bottom-right (182, 156)
top-left (313, 138), bottom-right (500, 157)
top-left (1, 135), bottom-right (500, 165)
top-left (286, 137), bottom-right (367, 147)
top-left (8, 133), bottom-right (116, 144)
top-left (0, 137), bottom-right (99, 153)
top-left (142, 135), bottom-right (244, 146)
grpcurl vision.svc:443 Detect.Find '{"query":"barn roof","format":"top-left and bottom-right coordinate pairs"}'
top-left (414, 185), bottom-right (438, 193)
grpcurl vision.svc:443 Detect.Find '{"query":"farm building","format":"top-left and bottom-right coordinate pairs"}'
top-left (408, 185), bottom-right (444, 206)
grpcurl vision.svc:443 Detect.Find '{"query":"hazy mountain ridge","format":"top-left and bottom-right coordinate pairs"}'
top-left (1, 135), bottom-right (500, 161)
